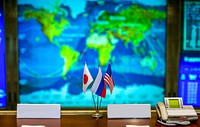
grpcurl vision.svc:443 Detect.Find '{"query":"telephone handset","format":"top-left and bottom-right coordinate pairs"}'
top-left (156, 102), bottom-right (168, 121)
top-left (156, 102), bottom-right (191, 126)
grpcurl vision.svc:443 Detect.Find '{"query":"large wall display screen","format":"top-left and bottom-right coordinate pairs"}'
top-left (178, 54), bottom-right (200, 107)
top-left (183, 1), bottom-right (200, 51)
top-left (0, 0), bottom-right (7, 108)
top-left (178, 0), bottom-right (200, 108)
top-left (18, 0), bottom-right (167, 108)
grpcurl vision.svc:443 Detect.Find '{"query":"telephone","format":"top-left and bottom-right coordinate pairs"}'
top-left (156, 97), bottom-right (198, 126)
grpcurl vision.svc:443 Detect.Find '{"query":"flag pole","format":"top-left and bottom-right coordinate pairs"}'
top-left (99, 97), bottom-right (102, 110)
top-left (97, 96), bottom-right (103, 113)
top-left (92, 93), bottom-right (97, 111)
top-left (97, 95), bottom-right (99, 113)
top-left (91, 95), bottom-right (103, 119)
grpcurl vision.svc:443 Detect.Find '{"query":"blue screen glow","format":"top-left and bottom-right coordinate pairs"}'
top-left (18, 0), bottom-right (167, 108)
top-left (0, 0), bottom-right (7, 108)
top-left (178, 54), bottom-right (200, 107)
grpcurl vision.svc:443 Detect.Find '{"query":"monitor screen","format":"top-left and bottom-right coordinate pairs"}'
top-left (178, 0), bottom-right (200, 108)
top-left (0, 0), bottom-right (7, 108)
top-left (178, 54), bottom-right (200, 107)
top-left (183, 0), bottom-right (200, 51)
top-left (164, 97), bottom-right (183, 108)
top-left (17, 0), bottom-right (167, 108)
top-left (168, 99), bottom-right (181, 108)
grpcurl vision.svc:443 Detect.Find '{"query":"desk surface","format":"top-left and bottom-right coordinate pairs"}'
top-left (0, 112), bottom-right (199, 127)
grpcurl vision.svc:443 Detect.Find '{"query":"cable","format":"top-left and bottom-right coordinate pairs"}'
top-left (157, 119), bottom-right (190, 126)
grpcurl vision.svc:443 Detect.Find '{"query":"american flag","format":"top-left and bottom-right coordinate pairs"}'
top-left (104, 63), bottom-right (114, 94)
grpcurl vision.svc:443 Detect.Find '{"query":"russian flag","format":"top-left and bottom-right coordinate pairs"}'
top-left (90, 67), bottom-right (106, 98)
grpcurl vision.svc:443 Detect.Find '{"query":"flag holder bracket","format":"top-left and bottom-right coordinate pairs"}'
top-left (91, 111), bottom-right (103, 119)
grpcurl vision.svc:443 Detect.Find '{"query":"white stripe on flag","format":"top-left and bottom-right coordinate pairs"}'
top-left (90, 67), bottom-right (102, 93)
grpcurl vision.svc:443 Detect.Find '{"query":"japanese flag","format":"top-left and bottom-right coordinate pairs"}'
top-left (83, 63), bottom-right (93, 93)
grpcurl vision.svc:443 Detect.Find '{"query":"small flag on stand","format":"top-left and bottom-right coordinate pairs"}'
top-left (90, 66), bottom-right (106, 98)
top-left (104, 63), bottom-right (114, 94)
top-left (83, 62), bottom-right (93, 93)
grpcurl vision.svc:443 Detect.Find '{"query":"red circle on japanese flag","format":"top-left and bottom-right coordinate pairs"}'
top-left (84, 74), bottom-right (88, 85)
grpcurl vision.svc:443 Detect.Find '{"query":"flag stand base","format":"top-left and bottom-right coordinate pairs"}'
top-left (91, 112), bottom-right (103, 119)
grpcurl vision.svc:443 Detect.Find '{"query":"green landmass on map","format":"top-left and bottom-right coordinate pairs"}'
top-left (23, 4), bottom-right (166, 77)
top-left (87, 5), bottom-right (166, 68)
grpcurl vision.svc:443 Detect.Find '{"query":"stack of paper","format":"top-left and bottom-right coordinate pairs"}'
top-left (21, 125), bottom-right (45, 127)
top-left (126, 125), bottom-right (150, 127)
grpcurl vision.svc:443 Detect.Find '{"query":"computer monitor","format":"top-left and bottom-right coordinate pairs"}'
top-left (178, 54), bottom-right (200, 107)
top-left (182, 0), bottom-right (200, 51)
top-left (178, 0), bottom-right (200, 108)
top-left (0, 0), bottom-right (7, 108)
top-left (17, 0), bottom-right (167, 108)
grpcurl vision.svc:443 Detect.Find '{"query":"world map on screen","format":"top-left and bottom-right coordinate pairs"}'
top-left (18, 0), bottom-right (166, 108)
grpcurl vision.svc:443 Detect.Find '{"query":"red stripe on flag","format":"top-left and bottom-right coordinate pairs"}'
top-left (104, 74), bottom-right (114, 93)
